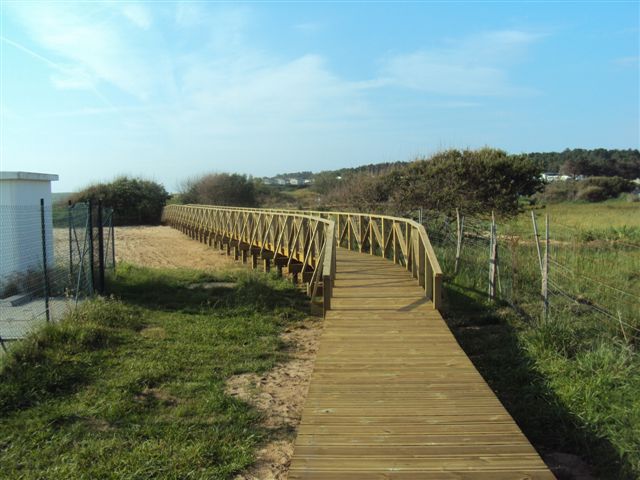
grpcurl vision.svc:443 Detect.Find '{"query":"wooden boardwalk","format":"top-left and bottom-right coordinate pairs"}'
top-left (289, 249), bottom-right (554, 479)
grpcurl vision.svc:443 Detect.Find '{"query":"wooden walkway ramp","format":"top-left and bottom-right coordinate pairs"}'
top-left (289, 248), bottom-right (554, 479)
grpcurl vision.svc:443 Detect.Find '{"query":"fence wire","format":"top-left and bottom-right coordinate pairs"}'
top-left (419, 208), bottom-right (640, 346)
top-left (0, 202), bottom-right (115, 348)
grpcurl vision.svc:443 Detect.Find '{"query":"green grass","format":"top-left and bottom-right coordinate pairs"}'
top-left (509, 197), bottom-right (640, 242)
top-left (0, 263), bottom-right (308, 479)
top-left (443, 284), bottom-right (639, 479)
top-left (435, 200), bottom-right (640, 478)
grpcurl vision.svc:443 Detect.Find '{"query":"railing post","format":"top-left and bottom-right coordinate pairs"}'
top-left (433, 273), bottom-right (442, 310)
top-left (323, 274), bottom-right (331, 314)
top-left (405, 223), bottom-right (410, 270)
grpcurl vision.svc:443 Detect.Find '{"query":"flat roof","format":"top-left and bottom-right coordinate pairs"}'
top-left (0, 171), bottom-right (59, 182)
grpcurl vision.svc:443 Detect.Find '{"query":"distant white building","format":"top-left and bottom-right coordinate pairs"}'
top-left (275, 178), bottom-right (286, 186)
top-left (289, 178), bottom-right (300, 186)
top-left (541, 173), bottom-right (571, 182)
top-left (0, 172), bottom-right (59, 285)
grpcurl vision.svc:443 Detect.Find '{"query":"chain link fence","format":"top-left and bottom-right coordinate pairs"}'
top-left (0, 201), bottom-right (115, 349)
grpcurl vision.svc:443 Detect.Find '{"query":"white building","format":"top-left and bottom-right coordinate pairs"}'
top-left (0, 172), bottom-right (59, 286)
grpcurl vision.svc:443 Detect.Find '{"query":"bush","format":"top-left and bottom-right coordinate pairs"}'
top-left (70, 177), bottom-right (169, 225)
top-left (580, 176), bottom-right (634, 199)
top-left (179, 173), bottom-right (257, 207)
top-left (576, 185), bottom-right (607, 202)
top-left (538, 176), bottom-right (634, 203)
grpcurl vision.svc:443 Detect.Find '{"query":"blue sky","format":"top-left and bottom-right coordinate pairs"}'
top-left (1, 1), bottom-right (638, 192)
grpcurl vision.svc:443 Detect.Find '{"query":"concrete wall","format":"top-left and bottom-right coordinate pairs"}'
top-left (0, 172), bottom-right (59, 290)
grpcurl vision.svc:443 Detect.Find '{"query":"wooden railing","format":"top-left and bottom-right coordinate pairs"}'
top-left (162, 205), bottom-right (443, 312)
top-left (162, 205), bottom-right (336, 313)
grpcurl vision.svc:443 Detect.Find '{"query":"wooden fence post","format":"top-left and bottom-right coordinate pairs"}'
top-left (454, 208), bottom-right (464, 275)
top-left (488, 212), bottom-right (497, 301)
top-left (542, 214), bottom-right (550, 322)
top-left (531, 211), bottom-right (543, 273)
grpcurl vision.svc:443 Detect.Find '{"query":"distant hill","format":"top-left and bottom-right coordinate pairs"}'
top-left (523, 148), bottom-right (639, 179)
top-left (264, 148), bottom-right (640, 184)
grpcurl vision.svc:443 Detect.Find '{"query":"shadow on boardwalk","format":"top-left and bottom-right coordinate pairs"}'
top-left (443, 283), bottom-right (633, 480)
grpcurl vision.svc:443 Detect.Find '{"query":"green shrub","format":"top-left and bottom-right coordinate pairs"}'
top-left (70, 177), bottom-right (169, 225)
top-left (179, 173), bottom-right (257, 207)
top-left (325, 148), bottom-right (544, 216)
top-left (576, 185), bottom-right (607, 202)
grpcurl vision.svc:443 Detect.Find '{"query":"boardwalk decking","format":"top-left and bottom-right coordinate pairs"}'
top-left (289, 249), bottom-right (554, 479)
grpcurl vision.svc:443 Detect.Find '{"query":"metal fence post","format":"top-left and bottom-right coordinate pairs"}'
top-left (40, 199), bottom-right (51, 322)
top-left (68, 200), bottom-right (73, 281)
top-left (97, 201), bottom-right (105, 294)
top-left (88, 199), bottom-right (95, 294)
top-left (110, 210), bottom-right (116, 270)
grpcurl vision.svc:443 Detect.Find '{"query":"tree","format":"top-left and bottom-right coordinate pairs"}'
top-left (311, 172), bottom-right (342, 195)
top-left (390, 148), bottom-right (544, 216)
top-left (70, 177), bottom-right (169, 225)
top-left (179, 173), bottom-right (257, 207)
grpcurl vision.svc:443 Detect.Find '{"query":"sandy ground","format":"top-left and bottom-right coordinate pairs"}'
top-left (115, 225), bottom-right (322, 479)
top-left (115, 226), bottom-right (240, 270)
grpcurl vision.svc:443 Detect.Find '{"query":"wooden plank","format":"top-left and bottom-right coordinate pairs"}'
top-left (289, 247), bottom-right (552, 477)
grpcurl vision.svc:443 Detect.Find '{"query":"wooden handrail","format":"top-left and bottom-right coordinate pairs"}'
top-left (162, 204), bottom-right (443, 311)
top-left (162, 204), bottom-right (336, 315)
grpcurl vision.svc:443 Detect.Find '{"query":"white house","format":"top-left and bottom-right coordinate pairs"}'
top-left (0, 172), bottom-right (59, 287)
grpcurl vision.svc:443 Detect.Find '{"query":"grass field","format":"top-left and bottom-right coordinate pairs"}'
top-left (436, 199), bottom-right (639, 479)
top-left (0, 264), bottom-right (308, 479)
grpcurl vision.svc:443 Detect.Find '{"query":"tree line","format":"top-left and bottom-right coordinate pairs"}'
top-left (64, 148), bottom-right (638, 225)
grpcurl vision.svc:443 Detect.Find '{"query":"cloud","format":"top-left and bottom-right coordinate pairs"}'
top-left (294, 22), bottom-right (324, 34)
top-left (122, 4), bottom-right (152, 30)
top-left (613, 56), bottom-right (639, 67)
top-left (8, 2), bottom-right (160, 99)
top-left (381, 30), bottom-right (542, 96)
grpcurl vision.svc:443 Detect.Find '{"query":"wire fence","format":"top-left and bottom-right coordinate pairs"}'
top-left (418, 208), bottom-right (640, 346)
top-left (0, 201), bottom-right (115, 349)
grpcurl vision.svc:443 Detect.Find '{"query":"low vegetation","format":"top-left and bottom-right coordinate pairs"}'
top-left (178, 173), bottom-right (258, 207)
top-left (433, 200), bottom-right (639, 479)
top-left (524, 148), bottom-right (640, 179)
top-left (0, 264), bottom-right (307, 478)
top-left (538, 176), bottom-right (637, 203)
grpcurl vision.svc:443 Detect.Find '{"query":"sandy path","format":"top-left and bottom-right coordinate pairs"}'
top-left (115, 226), bottom-right (240, 271)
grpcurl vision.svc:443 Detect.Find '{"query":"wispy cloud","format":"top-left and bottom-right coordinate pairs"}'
top-left (5, 1), bottom-right (545, 154)
top-left (380, 30), bottom-right (543, 96)
top-left (294, 21), bottom-right (324, 34)
top-left (121, 4), bottom-right (152, 30)
top-left (8, 2), bottom-right (161, 100)
top-left (613, 55), bottom-right (639, 67)
top-left (0, 34), bottom-right (116, 108)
